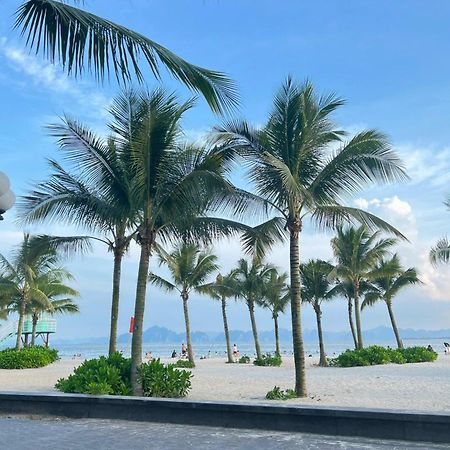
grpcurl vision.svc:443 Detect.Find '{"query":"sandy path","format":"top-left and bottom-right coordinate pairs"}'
top-left (1, 356), bottom-right (450, 412)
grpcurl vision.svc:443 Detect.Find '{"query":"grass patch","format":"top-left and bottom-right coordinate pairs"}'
top-left (265, 386), bottom-right (296, 400)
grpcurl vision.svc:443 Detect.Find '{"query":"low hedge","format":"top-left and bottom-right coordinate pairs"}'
top-left (265, 386), bottom-right (296, 400)
top-left (0, 346), bottom-right (59, 369)
top-left (56, 353), bottom-right (192, 398)
top-left (174, 359), bottom-right (195, 369)
top-left (330, 345), bottom-right (438, 367)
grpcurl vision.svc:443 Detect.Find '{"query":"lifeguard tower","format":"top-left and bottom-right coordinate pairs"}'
top-left (0, 313), bottom-right (57, 347)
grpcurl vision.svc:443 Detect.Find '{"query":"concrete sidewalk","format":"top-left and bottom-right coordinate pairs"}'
top-left (1, 416), bottom-right (448, 450)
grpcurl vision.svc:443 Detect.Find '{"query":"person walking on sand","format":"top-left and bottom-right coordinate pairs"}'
top-left (181, 343), bottom-right (187, 358)
top-left (233, 344), bottom-right (239, 362)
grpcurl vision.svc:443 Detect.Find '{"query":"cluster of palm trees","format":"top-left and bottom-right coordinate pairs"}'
top-left (12, 81), bottom-right (407, 397)
top-left (7, 1), bottom-right (410, 397)
top-left (0, 234), bottom-right (81, 350)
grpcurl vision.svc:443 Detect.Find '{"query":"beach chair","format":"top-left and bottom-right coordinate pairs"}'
top-left (444, 342), bottom-right (450, 354)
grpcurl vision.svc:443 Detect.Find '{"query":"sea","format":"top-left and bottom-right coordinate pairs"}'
top-left (51, 337), bottom-right (447, 360)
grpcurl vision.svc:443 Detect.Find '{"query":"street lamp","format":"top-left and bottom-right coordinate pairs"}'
top-left (0, 171), bottom-right (15, 221)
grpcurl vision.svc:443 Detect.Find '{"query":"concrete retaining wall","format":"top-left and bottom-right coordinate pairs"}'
top-left (0, 392), bottom-right (449, 443)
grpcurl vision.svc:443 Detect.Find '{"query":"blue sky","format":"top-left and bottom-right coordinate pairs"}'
top-left (0, 0), bottom-right (449, 340)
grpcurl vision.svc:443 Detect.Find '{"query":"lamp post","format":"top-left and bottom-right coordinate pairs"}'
top-left (0, 171), bottom-right (15, 221)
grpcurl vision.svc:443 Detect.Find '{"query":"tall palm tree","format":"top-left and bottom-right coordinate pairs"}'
top-left (260, 269), bottom-right (290, 356)
top-left (232, 258), bottom-right (274, 359)
top-left (362, 255), bottom-right (421, 349)
top-left (14, 0), bottom-right (238, 114)
top-left (300, 259), bottom-right (335, 367)
top-left (430, 195), bottom-right (449, 265)
top-left (199, 272), bottom-right (237, 364)
top-left (0, 234), bottom-right (87, 350)
top-left (149, 243), bottom-right (219, 366)
top-left (213, 78), bottom-right (407, 396)
top-left (331, 226), bottom-right (397, 349)
top-left (19, 108), bottom-right (139, 356)
top-left (119, 88), bottom-right (247, 394)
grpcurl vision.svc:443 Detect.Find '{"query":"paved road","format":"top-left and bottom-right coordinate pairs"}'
top-left (0, 416), bottom-right (448, 450)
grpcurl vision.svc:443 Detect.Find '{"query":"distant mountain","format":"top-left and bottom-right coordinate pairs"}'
top-left (53, 324), bottom-right (450, 346)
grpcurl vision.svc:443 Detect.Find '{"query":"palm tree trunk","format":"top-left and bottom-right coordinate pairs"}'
top-left (130, 234), bottom-right (153, 396)
top-left (221, 296), bottom-right (233, 363)
top-left (31, 313), bottom-right (39, 346)
top-left (15, 296), bottom-right (26, 351)
top-left (315, 305), bottom-right (327, 367)
top-left (289, 227), bottom-right (307, 397)
top-left (353, 284), bottom-right (364, 349)
top-left (274, 314), bottom-right (280, 356)
top-left (182, 292), bottom-right (195, 366)
top-left (108, 248), bottom-right (124, 356)
top-left (386, 300), bottom-right (403, 349)
top-left (347, 297), bottom-right (358, 349)
top-left (248, 300), bottom-right (262, 359)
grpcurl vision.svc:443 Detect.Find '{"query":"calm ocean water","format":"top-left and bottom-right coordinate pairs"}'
top-left (51, 337), bottom-right (447, 360)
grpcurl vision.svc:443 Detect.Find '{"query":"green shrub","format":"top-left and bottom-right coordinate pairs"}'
top-left (330, 345), bottom-right (437, 367)
top-left (253, 353), bottom-right (282, 367)
top-left (139, 359), bottom-right (192, 398)
top-left (56, 354), bottom-right (193, 398)
top-left (55, 353), bottom-right (132, 395)
top-left (238, 355), bottom-right (250, 364)
top-left (0, 346), bottom-right (59, 369)
top-left (265, 386), bottom-right (296, 400)
top-left (174, 359), bottom-right (195, 368)
top-left (399, 346), bottom-right (438, 363)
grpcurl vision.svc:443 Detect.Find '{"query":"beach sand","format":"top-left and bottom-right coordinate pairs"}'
top-left (1, 356), bottom-right (449, 412)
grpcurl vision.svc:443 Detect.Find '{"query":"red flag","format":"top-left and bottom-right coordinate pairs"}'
top-left (129, 316), bottom-right (135, 333)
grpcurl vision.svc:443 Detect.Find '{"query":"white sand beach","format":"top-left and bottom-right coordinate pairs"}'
top-left (1, 355), bottom-right (450, 412)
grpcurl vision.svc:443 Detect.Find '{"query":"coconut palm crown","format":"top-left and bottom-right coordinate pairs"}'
top-left (214, 77), bottom-right (408, 396)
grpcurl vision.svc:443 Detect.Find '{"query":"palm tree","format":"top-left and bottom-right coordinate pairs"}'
top-left (213, 78), bottom-right (407, 396)
top-left (300, 260), bottom-right (335, 367)
top-left (119, 88), bottom-right (248, 394)
top-left (327, 279), bottom-right (375, 349)
top-left (260, 269), bottom-right (289, 356)
top-left (362, 255), bottom-right (421, 349)
top-left (430, 195), bottom-right (449, 265)
top-left (149, 243), bottom-right (219, 366)
top-left (0, 234), bottom-right (86, 350)
top-left (199, 272), bottom-right (237, 363)
top-left (14, 0), bottom-right (238, 114)
top-left (232, 258), bottom-right (274, 359)
top-left (19, 108), bottom-right (139, 356)
top-left (331, 226), bottom-right (397, 349)
top-left (27, 268), bottom-right (80, 346)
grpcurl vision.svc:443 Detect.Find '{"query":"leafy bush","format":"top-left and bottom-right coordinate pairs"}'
top-left (238, 355), bottom-right (250, 364)
top-left (56, 354), bottom-right (192, 398)
top-left (174, 359), bottom-right (195, 368)
top-left (55, 353), bottom-right (132, 395)
top-left (330, 345), bottom-right (437, 367)
top-left (0, 346), bottom-right (59, 369)
top-left (265, 386), bottom-right (296, 400)
top-left (139, 359), bottom-right (192, 398)
top-left (400, 346), bottom-right (438, 363)
top-left (253, 353), bottom-right (282, 367)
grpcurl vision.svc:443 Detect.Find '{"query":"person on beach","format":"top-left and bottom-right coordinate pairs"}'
top-left (233, 344), bottom-right (239, 362)
top-left (171, 350), bottom-right (177, 358)
top-left (181, 343), bottom-right (187, 358)
top-left (427, 345), bottom-right (434, 352)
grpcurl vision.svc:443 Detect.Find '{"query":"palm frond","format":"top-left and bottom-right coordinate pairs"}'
top-left (430, 237), bottom-right (450, 265)
top-left (15, 0), bottom-right (238, 113)
top-left (148, 273), bottom-right (177, 293)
